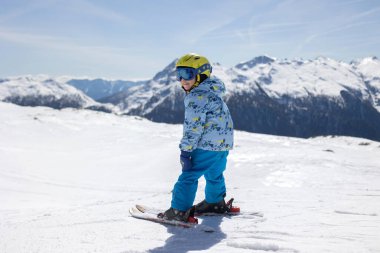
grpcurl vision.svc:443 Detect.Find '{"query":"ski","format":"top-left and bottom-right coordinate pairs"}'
top-left (135, 198), bottom-right (240, 217)
top-left (129, 198), bottom-right (242, 232)
top-left (129, 205), bottom-right (215, 232)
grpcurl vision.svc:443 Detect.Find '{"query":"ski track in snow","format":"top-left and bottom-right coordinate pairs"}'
top-left (1, 102), bottom-right (380, 253)
top-left (334, 210), bottom-right (378, 217)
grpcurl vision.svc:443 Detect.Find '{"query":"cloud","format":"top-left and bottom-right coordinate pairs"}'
top-left (352, 6), bottom-right (380, 19)
top-left (179, 1), bottom-right (255, 44)
top-left (203, 22), bottom-right (307, 41)
top-left (0, 27), bottom-right (131, 62)
top-left (0, 0), bottom-right (57, 23)
top-left (288, 1), bottom-right (380, 56)
top-left (0, 0), bottom-right (131, 25)
top-left (65, 0), bottom-right (131, 24)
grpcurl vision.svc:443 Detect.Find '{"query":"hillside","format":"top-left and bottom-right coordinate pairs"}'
top-left (1, 102), bottom-right (379, 253)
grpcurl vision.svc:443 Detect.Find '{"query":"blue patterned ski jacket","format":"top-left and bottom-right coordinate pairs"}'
top-left (179, 76), bottom-right (234, 152)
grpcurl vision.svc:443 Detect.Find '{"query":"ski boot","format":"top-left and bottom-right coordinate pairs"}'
top-left (157, 206), bottom-right (198, 224)
top-left (195, 198), bottom-right (240, 215)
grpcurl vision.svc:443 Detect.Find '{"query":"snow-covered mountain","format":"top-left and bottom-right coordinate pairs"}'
top-left (0, 75), bottom-right (114, 113)
top-left (102, 60), bottom-right (186, 122)
top-left (2, 56), bottom-right (380, 141)
top-left (226, 56), bottom-right (380, 141)
top-left (67, 78), bottom-right (147, 101)
top-left (352, 56), bottom-right (380, 111)
top-left (1, 102), bottom-right (379, 252)
top-left (101, 56), bottom-right (380, 141)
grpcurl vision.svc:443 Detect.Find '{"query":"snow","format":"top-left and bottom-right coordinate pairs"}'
top-left (228, 57), bottom-right (368, 99)
top-left (352, 57), bottom-right (380, 79)
top-left (1, 102), bottom-right (379, 253)
top-left (0, 76), bottom-right (84, 100)
top-left (113, 56), bottom-right (380, 115)
top-left (352, 57), bottom-right (380, 111)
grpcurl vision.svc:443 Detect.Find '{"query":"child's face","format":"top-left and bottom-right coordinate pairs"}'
top-left (181, 78), bottom-right (196, 92)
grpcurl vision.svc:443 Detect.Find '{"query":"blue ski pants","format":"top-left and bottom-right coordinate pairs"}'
top-left (171, 149), bottom-right (229, 211)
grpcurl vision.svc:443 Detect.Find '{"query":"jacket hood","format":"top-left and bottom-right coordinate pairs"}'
top-left (192, 76), bottom-right (226, 98)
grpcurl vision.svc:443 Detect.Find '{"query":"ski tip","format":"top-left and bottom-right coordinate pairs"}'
top-left (226, 198), bottom-right (240, 214)
top-left (135, 204), bottom-right (146, 213)
top-left (129, 206), bottom-right (139, 215)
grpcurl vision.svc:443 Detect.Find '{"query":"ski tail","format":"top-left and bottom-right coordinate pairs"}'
top-left (194, 198), bottom-right (241, 217)
top-left (226, 198), bottom-right (240, 213)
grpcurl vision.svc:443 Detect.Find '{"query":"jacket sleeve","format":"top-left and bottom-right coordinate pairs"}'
top-left (179, 93), bottom-right (208, 152)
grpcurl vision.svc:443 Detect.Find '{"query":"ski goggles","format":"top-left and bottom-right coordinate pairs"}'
top-left (176, 64), bottom-right (212, 81)
top-left (176, 67), bottom-right (197, 81)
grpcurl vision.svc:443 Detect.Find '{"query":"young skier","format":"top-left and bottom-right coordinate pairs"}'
top-left (159, 53), bottom-right (234, 222)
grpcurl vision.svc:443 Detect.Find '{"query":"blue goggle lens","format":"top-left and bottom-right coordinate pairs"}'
top-left (176, 68), bottom-right (197, 81)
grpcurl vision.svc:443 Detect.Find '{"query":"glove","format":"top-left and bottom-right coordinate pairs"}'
top-left (180, 150), bottom-right (192, 171)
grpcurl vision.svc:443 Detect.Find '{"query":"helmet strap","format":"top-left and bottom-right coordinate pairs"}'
top-left (195, 74), bottom-right (201, 85)
top-left (182, 86), bottom-right (190, 93)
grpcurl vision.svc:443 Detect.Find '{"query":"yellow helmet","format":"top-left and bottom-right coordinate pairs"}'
top-left (176, 53), bottom-right (212, 78)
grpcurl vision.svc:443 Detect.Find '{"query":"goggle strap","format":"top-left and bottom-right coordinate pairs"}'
top-left (196, 63), bottom-right (212, 74)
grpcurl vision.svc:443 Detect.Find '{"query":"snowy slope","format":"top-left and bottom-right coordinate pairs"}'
top-left (1, 102), bottom-right (379, 253)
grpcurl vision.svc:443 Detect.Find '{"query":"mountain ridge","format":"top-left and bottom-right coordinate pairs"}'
top-left (0, 76), bottom-right (114, 113)
top-left (1, 56), bottom-right (379, 140)
top-left (102, 55), bottom-right (380, 141)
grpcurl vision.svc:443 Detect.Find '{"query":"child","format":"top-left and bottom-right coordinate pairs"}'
top-left (159, 53), bottom-right (234, 222)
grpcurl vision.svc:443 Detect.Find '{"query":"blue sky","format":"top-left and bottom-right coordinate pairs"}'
top-left (1, 0), bottom-right (379, 80)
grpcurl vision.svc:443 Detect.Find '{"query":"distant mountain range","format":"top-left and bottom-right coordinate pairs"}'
top-left (67, 78), bottom-right (146, 101)
top-left (1, 56), bottom-right (380, 141)
top-left (0, 76), bottom-right (114, 113)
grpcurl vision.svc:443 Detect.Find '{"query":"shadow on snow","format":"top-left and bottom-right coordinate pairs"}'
top-left (148, 216), bottom-right (227, 253)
